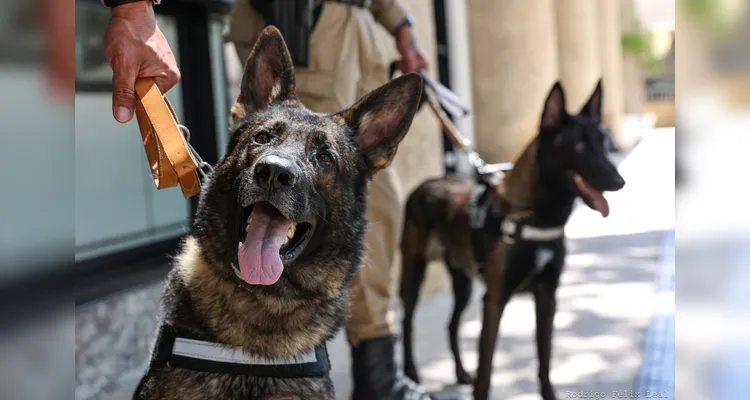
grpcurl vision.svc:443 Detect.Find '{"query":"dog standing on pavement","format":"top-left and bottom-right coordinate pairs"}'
top-left (399, 80), bottom-right (626, 400)
top-left (132, 26), bottom-right (423, 400)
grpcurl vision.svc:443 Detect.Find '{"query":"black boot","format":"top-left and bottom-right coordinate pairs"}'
top-left (350, 335), bottom-right (462, 400)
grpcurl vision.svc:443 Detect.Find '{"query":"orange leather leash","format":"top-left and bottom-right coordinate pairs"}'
top-left (134, 78), bottom-right (211, 198)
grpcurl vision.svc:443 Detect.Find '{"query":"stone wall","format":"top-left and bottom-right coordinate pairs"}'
top-left (76, 281), bottom-right (163, 400)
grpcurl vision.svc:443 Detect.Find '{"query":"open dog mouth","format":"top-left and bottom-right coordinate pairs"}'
top-left (236, 202), bottom-right (315, 285)
top-left (572, 174), bottom-right (610, 218)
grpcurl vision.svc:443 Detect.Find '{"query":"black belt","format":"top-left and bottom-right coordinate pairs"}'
top-left (326, 0), bottom-right (372, 7)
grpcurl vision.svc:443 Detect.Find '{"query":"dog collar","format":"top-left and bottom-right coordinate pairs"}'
top-left (149, 325), bottom-right (331, 378)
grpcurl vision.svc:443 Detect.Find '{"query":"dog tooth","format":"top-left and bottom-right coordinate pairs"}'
top-left (245, 224), bottom-right (250, 233)
top-left (283, 235), bottom-right (290, 246)
top-left (287, 224), bottom-right (296, 239)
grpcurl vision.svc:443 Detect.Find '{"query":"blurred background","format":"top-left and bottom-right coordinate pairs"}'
top-left (2, 0), bottom-right (729, 399)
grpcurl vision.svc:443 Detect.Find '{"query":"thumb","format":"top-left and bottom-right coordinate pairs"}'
top-left (111, 57), bottom-right (139, 123)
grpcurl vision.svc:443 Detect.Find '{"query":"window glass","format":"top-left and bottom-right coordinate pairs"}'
top-left (74, 3), bottom-right (190, 262)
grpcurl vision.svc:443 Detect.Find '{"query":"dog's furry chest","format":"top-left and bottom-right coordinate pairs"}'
top-left (139, 368), bottom-right (334, 400)
top-left (479, 238), bottom-right (566, 293)
top-left (140, 244), bottom-right (346, 400)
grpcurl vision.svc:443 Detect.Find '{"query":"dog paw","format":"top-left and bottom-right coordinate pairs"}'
top-left (541, 384), bottom-right (557, 400)
top-left (456, 370), bottom-right (474, 385)
top-left (404, 366), bottom-right (421, 384)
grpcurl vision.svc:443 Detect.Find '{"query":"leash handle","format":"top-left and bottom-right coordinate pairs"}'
top-left (134, 78), bottom-right (202, 198)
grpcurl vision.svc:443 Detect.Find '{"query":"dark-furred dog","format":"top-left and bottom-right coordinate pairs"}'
top-left (399, 81), bottom-right (625, 400)
top-left (133, 27), bottom-right (423, 400)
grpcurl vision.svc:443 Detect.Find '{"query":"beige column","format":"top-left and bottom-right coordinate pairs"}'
top-left (467, 0), bottom-right (559, 163)
top-left (620, 0), bottom-right (647, 114)
top-left (597, 0), bottom-right (626, 144)
top-left (555, 0), bottom-right (602, 111)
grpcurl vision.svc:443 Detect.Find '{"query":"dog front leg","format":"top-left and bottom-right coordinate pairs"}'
top-left (472, 241), bottom-right (513, 400)
top-left (534, 287), bottom-right (557, 400)
top-left (472, 289), bottom-right (509, 400)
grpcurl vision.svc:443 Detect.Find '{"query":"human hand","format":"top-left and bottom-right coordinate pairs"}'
top-left (394, 26), bottom-right (429, 74)
top-left (104, 1), bottom-right (180, 123)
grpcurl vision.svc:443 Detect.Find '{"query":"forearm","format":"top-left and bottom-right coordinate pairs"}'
top-left (370, 0), bottom-right (411, 35)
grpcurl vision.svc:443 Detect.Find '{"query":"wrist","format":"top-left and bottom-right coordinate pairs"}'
top-left (392, 15), bottom-right (414, 37)
top-left (111, 1), bottom-right (155, 20)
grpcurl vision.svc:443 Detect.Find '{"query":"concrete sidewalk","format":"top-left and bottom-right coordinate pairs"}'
top-left (324, 129), bottom-right (675, 399)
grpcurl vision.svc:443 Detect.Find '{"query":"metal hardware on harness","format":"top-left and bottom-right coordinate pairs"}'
top-left (178, 124), bottom-right (214, 181)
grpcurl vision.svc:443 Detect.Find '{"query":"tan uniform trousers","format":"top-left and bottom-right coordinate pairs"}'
top-left (229, 1), bottom-right (404, 345)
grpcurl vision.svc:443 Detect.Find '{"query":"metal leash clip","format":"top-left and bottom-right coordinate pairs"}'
top-left (178, 124), bottom-right (214, 181)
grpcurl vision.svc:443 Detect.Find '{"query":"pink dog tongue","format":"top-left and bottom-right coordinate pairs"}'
top-left (238, 202), bottom-right (291, 285)
top-left (574, 175), bottom-right (610, 218)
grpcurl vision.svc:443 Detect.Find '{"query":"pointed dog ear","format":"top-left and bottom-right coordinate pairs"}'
top-left (540, 81), bottom-right (568, 132)
top-left (579, 78), bottom-right (603, 125)
top-left (231, 26), bottom-right (297, 124)
top-left (335, 74), bottom-right (424, 173)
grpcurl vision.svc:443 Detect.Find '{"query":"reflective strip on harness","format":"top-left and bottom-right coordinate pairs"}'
top-left (502, 219), bottom-right (564, 241)
top-left (172, 337), bottom-right (318, 365)
top-left (145, 325), bottom-right (331, 378)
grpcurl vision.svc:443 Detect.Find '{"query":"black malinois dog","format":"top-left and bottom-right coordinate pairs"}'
top-left (399, 80), bottom-right (625, 400)
top-left (132, 26), bottom-right (423, 399)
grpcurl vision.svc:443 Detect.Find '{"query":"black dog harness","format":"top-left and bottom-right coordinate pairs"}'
top-left (468, 175), bottom-right (564, 274)
top-left (147, 324), bottom-right (330, 377)
top-left (133, 325), bottom-right (331, 399)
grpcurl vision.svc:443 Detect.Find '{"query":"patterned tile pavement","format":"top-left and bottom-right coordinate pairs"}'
top-left (635, 228), bottom-right (674, 399)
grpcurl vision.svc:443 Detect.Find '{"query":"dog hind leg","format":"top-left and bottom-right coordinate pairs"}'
top-left (446, 261), bottom-right (474, 385)
top-left (399, 220), bottom-right (429, 384)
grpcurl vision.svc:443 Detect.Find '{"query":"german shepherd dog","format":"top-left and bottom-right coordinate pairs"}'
top-left (398, 81), bottom-right (625, 400)
top-left (133, 27), bottom-right (423, 399)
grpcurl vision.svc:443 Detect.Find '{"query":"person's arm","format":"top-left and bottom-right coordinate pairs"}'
top-left (102, 0), bottom-right (180, 123)
top-left (370, 0), bottom-right (429, 74)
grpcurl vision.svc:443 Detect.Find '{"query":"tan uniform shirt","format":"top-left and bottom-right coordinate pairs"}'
top-left (369, 0), bottom-right (410, 34)
top-left (101, 0), bottom-right (409, 34)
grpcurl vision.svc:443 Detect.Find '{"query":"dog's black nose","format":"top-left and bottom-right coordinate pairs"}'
top-left (254, 155), bottom-right (298, 189)
top-left (610, 175), bottom-right (626, 191)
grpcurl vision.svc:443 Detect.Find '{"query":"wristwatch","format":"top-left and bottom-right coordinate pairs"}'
top-left (102, 0), bottom-right (161, 8)
top-left (396, 15), bottom-right (415, 30)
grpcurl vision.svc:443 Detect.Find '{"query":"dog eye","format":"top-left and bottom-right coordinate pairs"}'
top-left (254, 132), bottom-right (271, 145)
top-left (316, 152), bottom-right (334, 167)
top-left (574, 142), bottom-right (585, 153)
